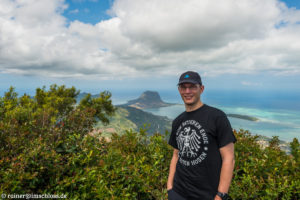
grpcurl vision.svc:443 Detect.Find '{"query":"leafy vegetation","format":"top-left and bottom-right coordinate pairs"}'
top-left (0, 86), bottom-right (299, 199)
top-left (231, 131), bottom-right (299, 199)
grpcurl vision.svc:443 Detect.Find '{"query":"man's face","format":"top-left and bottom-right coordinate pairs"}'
top-left (178, 83), bottom-right (203, 106)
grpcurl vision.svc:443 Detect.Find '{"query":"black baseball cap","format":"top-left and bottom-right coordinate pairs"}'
top-left (178, 71), bottom-right (202, 85)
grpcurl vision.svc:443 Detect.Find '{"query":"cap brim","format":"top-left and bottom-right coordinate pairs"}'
top-left (177, 80), bottom-right (199, 85)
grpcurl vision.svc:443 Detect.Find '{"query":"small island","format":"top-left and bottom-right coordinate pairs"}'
top-left (227, 113), bottom-right (259, 122)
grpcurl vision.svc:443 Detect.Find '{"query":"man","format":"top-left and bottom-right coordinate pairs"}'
top-left (167, 71), bottom-right (236, 200)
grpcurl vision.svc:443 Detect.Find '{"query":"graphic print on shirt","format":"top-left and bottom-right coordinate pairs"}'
top-left (176, 120), bottom-right (209, 167)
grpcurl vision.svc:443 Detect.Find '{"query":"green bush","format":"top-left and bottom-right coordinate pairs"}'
top-left (1, 85), bottom-right (299, 199)
top-left (231, 130), bottom-right (300, 200)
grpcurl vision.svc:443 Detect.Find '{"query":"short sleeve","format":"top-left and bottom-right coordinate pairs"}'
top-left (215, 115), bottom-right (237, 148)
top-left (168, 120), bottom-right (179, 150)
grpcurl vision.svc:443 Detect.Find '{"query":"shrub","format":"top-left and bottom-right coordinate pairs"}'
top-left (231, 130), bottom-right (300, 200)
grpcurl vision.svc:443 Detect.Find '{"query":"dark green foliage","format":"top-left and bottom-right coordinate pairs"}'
top-left (290, 138), bottom-right (300, 163)
top-left (0, 85), bottom-right (116, 197)
top-left (231, 130), bottom-right (300, 200)
top-left (90, 130), bottom-right (171, 200)
top-left (79, 92), bottom-right (115, 125)
top-left (0, 86), bottom-right (299, 199)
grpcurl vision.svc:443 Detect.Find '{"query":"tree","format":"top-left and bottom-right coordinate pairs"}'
top-left (0, 85), bottom-right (115, 194)
top-left (290, 138), bottom-right (300, 163)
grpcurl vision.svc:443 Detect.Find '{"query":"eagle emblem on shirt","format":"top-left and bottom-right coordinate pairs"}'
top-left (177, 126), bottom-right (201, 158)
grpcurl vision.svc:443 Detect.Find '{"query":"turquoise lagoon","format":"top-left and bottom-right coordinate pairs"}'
top-left (144, 104), bottom-right (300, 142)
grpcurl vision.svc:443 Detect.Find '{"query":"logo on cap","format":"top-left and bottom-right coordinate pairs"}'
top-left (184, 74), bottom-right (190, 78)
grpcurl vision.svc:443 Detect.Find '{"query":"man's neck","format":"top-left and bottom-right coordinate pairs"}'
top-left (185, 101), bottom-right (204, 112)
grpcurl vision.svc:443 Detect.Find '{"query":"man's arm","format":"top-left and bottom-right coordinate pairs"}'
top-left (167, 149), bottom-right (179, 190)
top-left (214, 142), bottom-right (235, 200)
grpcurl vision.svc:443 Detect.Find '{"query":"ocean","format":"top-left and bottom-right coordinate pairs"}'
top-left (113, 89), bottom-right (300, 142)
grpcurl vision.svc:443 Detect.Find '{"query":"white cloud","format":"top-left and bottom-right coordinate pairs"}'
top-left (110, 0), bottom-right (279, 51)
top-left (0, 0), bottom-right (300, 79)
top-left (241, 81), bottom-right (262, 86)
top-left (69, 9), bottom-right (79, 14)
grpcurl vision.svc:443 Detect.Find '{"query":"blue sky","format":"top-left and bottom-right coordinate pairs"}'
top-left (1, 0), bottom-right (300, 96)
top-left (63, 0), bottom-right (112, 24)
top-left (281, 0), bottom-right (300, 8)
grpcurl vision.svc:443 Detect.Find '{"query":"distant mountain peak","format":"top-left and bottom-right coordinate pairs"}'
top-left (138, 91), bottom-right (163, 102)
top-left (124, 91), bottom-right (174, 109)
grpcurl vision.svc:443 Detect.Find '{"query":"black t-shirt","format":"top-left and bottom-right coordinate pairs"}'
top-left (168, 104), bottom-right (236, 200)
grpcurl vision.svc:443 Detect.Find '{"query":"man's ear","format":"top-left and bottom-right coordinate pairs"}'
top-left (200, 85), bottom-right (205, 94)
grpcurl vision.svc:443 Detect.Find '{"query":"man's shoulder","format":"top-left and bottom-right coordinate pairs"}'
top-left (204, 104), bottom-right (227, 117)
top-left (173, 111), bottom-right (186, 123)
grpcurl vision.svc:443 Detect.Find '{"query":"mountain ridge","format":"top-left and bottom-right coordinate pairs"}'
top-left (123, 90), bottom-right (175, 109)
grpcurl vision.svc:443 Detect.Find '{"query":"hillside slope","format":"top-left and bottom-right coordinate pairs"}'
top-left (95, 105), bottom-right (172, 136)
